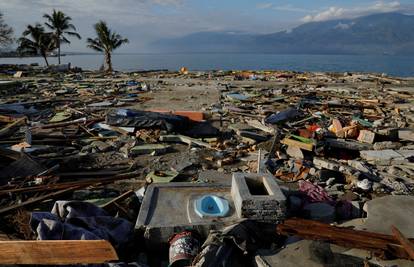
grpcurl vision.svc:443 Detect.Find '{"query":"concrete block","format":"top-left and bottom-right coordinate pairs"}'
top-left (231, 173), bottom-right (286, 222)
top-left (357, 130), bottom-right (376, 144)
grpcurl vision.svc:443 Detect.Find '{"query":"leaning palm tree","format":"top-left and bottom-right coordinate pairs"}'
top-left (43, 10), bottom-right (81, 64)
top-left (86, 21), bottom-right (128, 73)
top-left (17, 24), bottom-right (55, 66)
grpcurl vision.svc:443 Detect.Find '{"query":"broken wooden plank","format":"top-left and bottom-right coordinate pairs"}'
top-left (236, 130), bottom-right (268, 142)
top-left (0, 117), bottom-right (26, 136)
top-left (0, 171), bottom-right (141, 196)
top-left (281, 136), bottom-right (314, 151)
top-left (391, 225), bottom-right (414, 261)
top-left (160, 134), bottom-right (211, 148)
top-left (0, 186), bottom-right (81, 215)
top-left (101, 190), bottom-right (135, 209)
top-left (246, 119), bottom-right (275, 134)
top-left (0, 114), bottom-right (22, 123)
top-left (0, 240), bottom-right (118, 264)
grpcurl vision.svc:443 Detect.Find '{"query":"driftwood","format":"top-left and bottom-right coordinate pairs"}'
top-left (277, 218), bottom-right (414, 260)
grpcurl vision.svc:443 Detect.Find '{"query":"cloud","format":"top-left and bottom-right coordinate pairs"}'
top-left (0, 0), bottom-right (290, 52)
top-left (273, 5), bottom-right (310, 13)
top-left (256, 3), bottom-right (273, 10)
top-left (257, 2), bottom-right (309, 13)
top-left (301, 1), bottom-right (405, 22)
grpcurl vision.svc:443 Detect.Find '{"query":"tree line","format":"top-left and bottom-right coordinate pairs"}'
top-left (0, 10), bottom-right (128, 72)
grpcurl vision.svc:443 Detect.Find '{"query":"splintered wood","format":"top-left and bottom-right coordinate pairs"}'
top-left (0, 240), bottom-right (118, 264)
top-left (277, 218), bottom-right (414, 260)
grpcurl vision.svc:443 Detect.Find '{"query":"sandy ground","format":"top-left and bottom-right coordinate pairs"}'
top-left (133, 77), bottom-right (220, 111)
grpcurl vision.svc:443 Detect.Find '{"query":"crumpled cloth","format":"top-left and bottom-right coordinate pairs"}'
top-left (299, 180), bottom-right (355, 220)
top-left (299, 180), bottom-right (333, 203)
top-left (30, 201), bottom-right (134, 251)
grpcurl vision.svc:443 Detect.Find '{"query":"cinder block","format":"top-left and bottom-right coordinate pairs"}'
top-left (231, 173), bottom-right (286, 223)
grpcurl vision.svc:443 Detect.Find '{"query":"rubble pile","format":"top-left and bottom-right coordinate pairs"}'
top-left (0, 69), bottom-right (413, 266)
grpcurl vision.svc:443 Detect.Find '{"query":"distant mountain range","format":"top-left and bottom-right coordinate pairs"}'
top-left (153, 12), bottom-right (414, 55)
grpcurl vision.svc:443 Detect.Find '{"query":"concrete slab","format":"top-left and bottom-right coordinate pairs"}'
top-left (254, 240), bottom-right (369, 267)
top-left (136, 182), bottom-right (241, 246)
top-left (360, 149), bottom-right (404, 164)
top-left (358, 195), bottom-right (414, 238)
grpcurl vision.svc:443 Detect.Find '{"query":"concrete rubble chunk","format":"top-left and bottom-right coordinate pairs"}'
top-left (357, 130), bottom-right (376, 144)
top-left (360, 149), bottom-right (404, 164)
top-left (398, 129), bottom-right (414, 141)
top-left (231, 173), bottom-right (286, 223)
top-left (373, 141), bottom-right (402, 150)
top-left (286, 145), bottom-right (304, 159)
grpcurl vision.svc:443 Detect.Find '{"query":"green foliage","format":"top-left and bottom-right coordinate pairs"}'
top-left (43, 9), bottom-right (81, 63)
top-left (0, 11), bottom-right (13, 47)
top-left (87, 21), bottom-right (129, 72)
top-left (17, 24), bottom-right (55, 66)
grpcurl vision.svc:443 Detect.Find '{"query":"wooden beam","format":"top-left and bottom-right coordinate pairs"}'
top-left (0, 117), bottom-right (26, 136)
top-left (277, 218), bottom-right (413, 260)
top-left (391, 225), bottom-right (414, 260)
top-left (0, 240), bottom-right (118, 264)
top-left (281, 136), bottom-right (314, 151)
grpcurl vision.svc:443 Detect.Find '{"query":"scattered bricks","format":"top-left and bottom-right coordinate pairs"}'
top-left (357, 130), bottom-right (376, 144)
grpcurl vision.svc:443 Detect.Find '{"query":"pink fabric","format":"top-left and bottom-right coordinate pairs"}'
top-left (299, 180), bottom-right (333, 203)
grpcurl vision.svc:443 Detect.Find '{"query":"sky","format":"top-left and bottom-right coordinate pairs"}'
top-left (1, 0), bottom-right (413, 52)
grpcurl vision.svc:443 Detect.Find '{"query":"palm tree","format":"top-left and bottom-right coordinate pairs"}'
top-left (0, 11), bottom-right (13, 47)
top-left (17, 24), bottom-right (55, 66)
top-left (43, 10), bottom-right (81, 64)
top-left (86, 21), bottom-right (128, 73)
